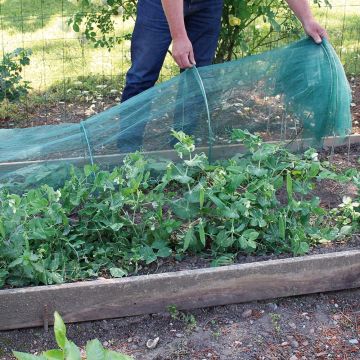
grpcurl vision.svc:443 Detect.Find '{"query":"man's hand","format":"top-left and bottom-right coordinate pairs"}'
top-left (161, 0), bottom-right (195, 69)
top-left (285, 0), bottom-right (329, 44)
top-left (172, 36), bottom-right (196, 69)
top-left (303, 19), bottom-right (329, 44)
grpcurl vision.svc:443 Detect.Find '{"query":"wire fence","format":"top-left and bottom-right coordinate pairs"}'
top-left (0, 0), bottom-right (359, 131)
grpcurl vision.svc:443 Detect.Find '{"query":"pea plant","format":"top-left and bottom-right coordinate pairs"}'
top-left (13, 312), bottom-right (133, 360)
top-left (0, 130), bottom-right (357, 288)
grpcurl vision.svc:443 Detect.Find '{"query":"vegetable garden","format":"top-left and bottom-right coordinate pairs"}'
top-left (0, 0), bottom-right (359, 359)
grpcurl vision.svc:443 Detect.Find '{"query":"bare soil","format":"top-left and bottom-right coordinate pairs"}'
top-left (0, 289), bottom-right (359, 359)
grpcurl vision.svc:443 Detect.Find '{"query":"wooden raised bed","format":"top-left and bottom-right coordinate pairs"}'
top-left (1, 249), bottom-right (359, 331)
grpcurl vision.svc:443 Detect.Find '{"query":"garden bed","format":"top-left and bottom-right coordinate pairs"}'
top-left (0, 131), bottom-right (359, 352)
top-left (0, 249), bottom-right (359, 331)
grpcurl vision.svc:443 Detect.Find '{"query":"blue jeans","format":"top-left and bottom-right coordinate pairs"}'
top-left (118, 0), bottom-right (223, 151)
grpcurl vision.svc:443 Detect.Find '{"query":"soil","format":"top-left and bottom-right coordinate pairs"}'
top-left (0, 289), bottom-right (359, 359)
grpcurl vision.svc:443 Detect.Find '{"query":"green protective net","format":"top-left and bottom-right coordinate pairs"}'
top-left (0, 37), bottom-right (352, 191)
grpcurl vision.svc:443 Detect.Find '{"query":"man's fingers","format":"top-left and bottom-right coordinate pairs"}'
top-left (179, 53), bottom-right (192, 69)
top-left (174, 55), bottom-right (184, 69)
top-left (312, 33), bottom-right (322, 44)
top-left (189, 48), bottom-right (196, 66)
top-left (321, 29), bottom-right (329, 40)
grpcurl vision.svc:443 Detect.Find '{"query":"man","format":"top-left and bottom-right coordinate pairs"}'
top-left (118, 0), bottom-right (328, 151)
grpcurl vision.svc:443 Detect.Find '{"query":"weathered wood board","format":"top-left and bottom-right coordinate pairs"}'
top-left (1, 250), bottom-right (359, 331)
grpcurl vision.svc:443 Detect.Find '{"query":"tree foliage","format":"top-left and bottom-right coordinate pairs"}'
top-left (69, 0), bottom-right (331, 62)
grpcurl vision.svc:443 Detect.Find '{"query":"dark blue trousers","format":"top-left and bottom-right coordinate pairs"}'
top-left (118, 0), bottom-right (223, 151)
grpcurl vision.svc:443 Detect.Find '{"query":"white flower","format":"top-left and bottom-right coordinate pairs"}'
top-left (54, 190), bottom-right (61, 202)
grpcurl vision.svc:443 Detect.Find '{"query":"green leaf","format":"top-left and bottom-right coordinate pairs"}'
top-left (297, 242), bottom-right (310, 255)
top-left (286, 172), bottom-right (293, 198)
top-left (156, 246), bottom-right (172, 258)
top-left (171, 199), bottom-right (199, 220)
top-left (104, 350), bottom-right (133, 360)
top-left (13, 352), bottom-right (46, 360)
top-left (110, 223), bottom-right (124, 231)
top-left (109, 268), bottom-right (127, 278)
top-left (221, 207), bottom-right (239, 219)
top-left (54, 312), bottom-right (67, 349)
top-left (199, 187), bottom-right (205, 210)
top-left (0, 269), bottom-right (9, 288)
top-left (242, 229), bottom-right (259, 242)
top-left (339, 225), bottom-right (353, 236)
top-left (43, 350), bottom-right (64, 360)
top-left (183, 226), bottom-right (194, 251)
top-left (198, 220), bottom-right (206, 247)
top-left (0, 217), bottom-right (5, 238)
top-left (211, 254), bottom-right (234, 267)
top-left (208, 194), bottom-right (226, 209)
top-left (86, 339), bottom-right (105, 360)
top-left (64, 340), bottom-right (81, 360)
top-left (139, 245), bottom-right (157, 264)
top-left (278, 216), bottom-right (286, 241)
top-left (173, 174), bottom-right (194, 184)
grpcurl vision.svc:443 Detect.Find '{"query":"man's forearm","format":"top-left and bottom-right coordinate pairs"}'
top-left (285, 0), bottom-right (314, 25)
top-left (161, 0), bottom-right (187, 40)
top-left (161, 0), bottom-right (195, 68)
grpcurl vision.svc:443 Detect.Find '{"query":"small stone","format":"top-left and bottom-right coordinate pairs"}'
top-left (207, 353), bottom-right (212, 358)
top-left (334, 303), bottom-right (339, 308)
top-left (100, 320), bottom-right (110, 330)
top-left (309, 328), bottom-right (315, 334)
top-left (146, 337), bottom-right (160, 349)
top-left (349, 339), bottom-right (359, 345)
top-left (242, 309), bottom-right (253, 318)
top-left (102, 341), bottom-right (109, 347)
top-left (267, 303), bottom-right (278, 311)
top-left (127, 337), bottom-right (133, 343)
top-left (175, 333), bottom-right (184, 338)
top-left (316, 352), bottom-right (327, 357)
top-left (290, 355), bottom-right (298, 360)
top-left (291, 340), bottom-right (299, 348)
top-left (288, 322), bottom-right (297, 330)
top-left (281, 341), bottom-right (289, 347)
top-left (302, 341), bottom-right (309, 346)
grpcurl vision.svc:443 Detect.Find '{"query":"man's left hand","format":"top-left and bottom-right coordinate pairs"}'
top-left (303, 19), bottom-right (329, 44)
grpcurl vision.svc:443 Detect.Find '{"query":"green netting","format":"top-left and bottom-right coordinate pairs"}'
top-left (0, 37), bottom-right (352, 191)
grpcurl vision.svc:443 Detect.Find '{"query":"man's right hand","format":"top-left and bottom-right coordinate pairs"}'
top-left (172, 36), bottom-right (196, 69)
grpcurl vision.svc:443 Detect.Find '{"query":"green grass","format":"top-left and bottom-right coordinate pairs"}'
top-left (0, 0), bottom-right (358, 100)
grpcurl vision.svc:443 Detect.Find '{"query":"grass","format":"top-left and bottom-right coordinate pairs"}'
top-left (0, 0), bottom-right (359, 105)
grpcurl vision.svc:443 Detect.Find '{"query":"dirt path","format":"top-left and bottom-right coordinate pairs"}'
top-left (1, 288), bottom-right (359, 360)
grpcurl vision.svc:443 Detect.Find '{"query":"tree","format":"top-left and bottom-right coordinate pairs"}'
top-left (69, 0), bottom-right (331, 62)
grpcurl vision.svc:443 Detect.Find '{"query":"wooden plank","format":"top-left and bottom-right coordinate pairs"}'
top-left (0, 250), bottom-right (359, 331)
top-left (0, 134), bottom-right (359, 173)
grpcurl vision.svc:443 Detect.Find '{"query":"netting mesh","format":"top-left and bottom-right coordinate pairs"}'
top-left (0, 37), bottom-right (352, 191)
